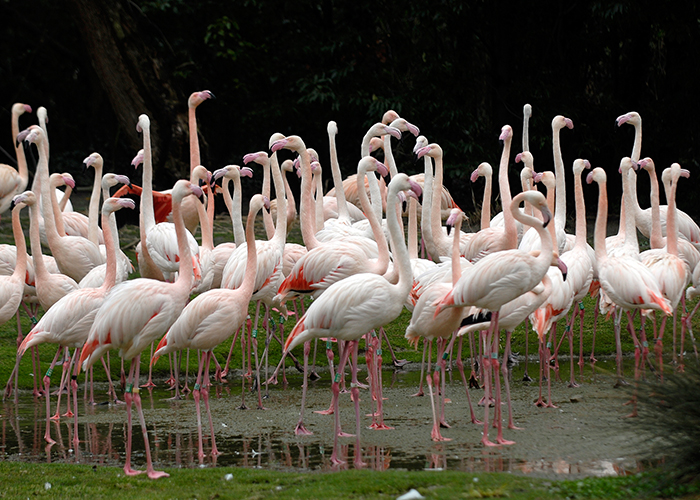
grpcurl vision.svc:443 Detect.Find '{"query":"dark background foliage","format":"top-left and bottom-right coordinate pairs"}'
top-left (1, 0), bottom-right (698, 225)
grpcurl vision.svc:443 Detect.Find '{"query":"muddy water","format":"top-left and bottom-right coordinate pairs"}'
top-left (0, 357), bottom-right (647, 478)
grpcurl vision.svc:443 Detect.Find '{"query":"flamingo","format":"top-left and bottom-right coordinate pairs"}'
top-left (586, 165), bottom-right (672, 388)
top-left (641, 163), bottom-right (691, 377)
top-left (79, 179), bottom-right (203, 479)
top-left (208, 165), bottom-right (253, 289)
top-left (434, 188), bottom-right (558, 446)
top-left (283, 173), bottom-right (420, 468)
top-left (15, 196), bottom-right (135, 444)
top-left (20, 126), bottom-right (104, 282)
top-left (132, 115), bottom-right (200, 282)
top-left (0, 196), bottom-right (29, 402)
top-left (79, 172), bottom-right (134, 288)
top-left (151, 194), bottom-right (268, 461)
top-left (462, 126), bottom-right (518, 262)
top-left (0, 103), bottom-right (31, 219)
top-left (406, 207), bottom-right (477, 440)
top-left (221, 146), bottom-right (288, 408)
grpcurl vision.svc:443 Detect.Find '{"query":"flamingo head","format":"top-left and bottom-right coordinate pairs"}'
top-left (131, 149), bottom-right (145, 168)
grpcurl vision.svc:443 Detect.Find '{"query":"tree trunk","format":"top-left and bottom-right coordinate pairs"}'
top-left (67, 0), bottom-right (189, 184)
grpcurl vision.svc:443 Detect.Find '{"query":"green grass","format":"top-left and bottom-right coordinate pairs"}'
top-left (1, 461), bottom-right (698, 499)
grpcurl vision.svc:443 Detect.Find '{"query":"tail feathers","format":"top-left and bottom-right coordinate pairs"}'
top-left (151, 333), bottom-right (169, 367)
top-left (459, 311), bottom-right (491, 327)
top-left (284, 317), bottom-right (306, 352)
top-left (278, 268), bottom-right (313, 296)
top-left (649, 290), bottom-right (673, 316)
top-left (433, 290), bottom-right (454, 319)
top-left (530, 308), bottom-right (551, 343)
top-left (79, 332), bottom-right (111, 370)
top-left (17, 330), bottom-right (39, 357)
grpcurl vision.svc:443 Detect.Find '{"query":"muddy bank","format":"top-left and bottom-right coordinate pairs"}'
top-left (0, 356), bottom-right (647, 479)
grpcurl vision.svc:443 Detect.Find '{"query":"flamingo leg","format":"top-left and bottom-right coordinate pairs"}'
top-left (330, 341), bottom-right (354, 466)
top-left (131, 356), bottom-right (169, 479)
top-left (455, 335), bottom-right (481, 424)
top-left (294, 341), bottom-right (313, 436)
top-left (410, 339), bottom-right (428, 397)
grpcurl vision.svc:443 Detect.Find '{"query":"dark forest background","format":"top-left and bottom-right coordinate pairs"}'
top-left (2, 0), bottom-right (699, 227)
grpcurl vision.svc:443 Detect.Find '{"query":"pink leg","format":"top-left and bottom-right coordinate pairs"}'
top-left (132, 355), bottom-right (169, 479)
top-left (410, 339), bottom-right (428, 397)
top-left (480, 321), bottom-right (497, 447)
top-left (123, 360), bottom-right (143, 476)
top-left (42, 349), bottom-right (62, 445)
top-left (141, 342), bottom-right (156, 388)
top-left (202, 352), bottom-right (220, 456)
top-left (193, 352), bottom-right (206, 463)
top-left (427, 373), bottom-right (450, 442)
top-left (330, 341), bottom-right (353, 466)
top-left (455, 336), bottom-right (481, 424)
top-left (502, 331), bottom-right (522, 430)
top-left (295, 342), bottom-right (313, 435)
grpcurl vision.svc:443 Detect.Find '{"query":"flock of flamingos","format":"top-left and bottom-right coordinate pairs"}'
top-left (1, 94), bottom-right (699, 477)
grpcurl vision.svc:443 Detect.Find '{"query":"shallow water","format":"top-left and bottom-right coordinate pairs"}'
top-left (0, 356), bottom-right (649, 478)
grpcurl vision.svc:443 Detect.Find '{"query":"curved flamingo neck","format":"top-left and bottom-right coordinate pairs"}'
top-left (297, 145), bottom-right (320, 250)
top-left (481, 171), bottom-right (492, 230)
top-left (49, 175), bottom-right (67, 237)
top-left (27, 201), bottom-right (50, 280)
top-left (621, 165), bottom-right (639, 252)
top-left (666, 169), bottom-right (679, 257)
top-left (328, 128), bottom-right (351, 223)
top-left (88, 160), bottom-right (104, 245)
top-left (646, 166), bottom-right (663, 249)
top-left (450, 214), bottom-right (464, 285)
top-left (552, 124), bottom-right (567, 231)
top-left (36, 136), bottom-right (61, 250)
top-left (239, 201), bottom-right (262, 299)
top-left (100, 209), bottom-right (118, 290)
top-left (385, 184), bottom-right (411, 297)
top-left (172, 192), bottom-right (194, 289)
top-left (357, 164), bottom-right (390, 274)
top-left (11, 108), bottom-right (29, 192)
top-left (420, 154), bottom-right (436, 259)
top-left (11, 205), bottom-right (27, 281)
top-left (261, 158), bottom-right (275, 239)
top-left (499, 134), bottom-right (517, 250)
top-left (229, 175), bottom-right (246, 246)
top-left (313, 168), bottom-right (325, 232)
top-left (430, 152), bottom-right (446, 246)
top-left (572, 167), bottom-right (587, 248)
top-left (360, 129), bottom-right (385, 221)
top-left (408, 198), bottom-right (418, 260)
top-left (141, 124), bottom-right (156, 233)
top-left (269, 152), bottom-right (287, 247)
top-left (593, 177), bottom-right (609, 263)
top-left (631, 120), bottom-right (642, 163)
top-left (511, 197), bottom-right (553, 277)
top-left (189, 105), bottom-right (200, 174)
top-left (282, 168), bottom-right (296, 227)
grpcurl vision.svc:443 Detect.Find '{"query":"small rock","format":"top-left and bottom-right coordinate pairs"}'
top-left (44, 483), bottom-right (51, 491)
top-left (397, 489), bottom-right (424, 500)
top-left (224, 473), bottom-right (233, 481)
top-left (570, 394), bottom-right (584, 403)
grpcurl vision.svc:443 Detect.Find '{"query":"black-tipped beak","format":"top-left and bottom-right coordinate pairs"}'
top-left (9, 199), bottom-right (16, 211)
top-left (446, 224), bottom-right (453, 236)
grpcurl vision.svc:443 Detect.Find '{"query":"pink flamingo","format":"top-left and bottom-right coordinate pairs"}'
top-left (80, 179), bottom-right (203, 479)
top-left (283, 173), bottom-right (420, 468)
top-left (0, 103), bottom-right (31, 219)
top-left (406, 207), bottom-right (478, 440)
top-left (434, 188), bottom-right (557, 446)
top-left (21, 126), bottom-right (104, 282)
top-left (586, 165), bottom-right (672, 388)
top-left (15, 196), bottom-right (134, 444)
top-left (152, 194), bottom-right (268, 462)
